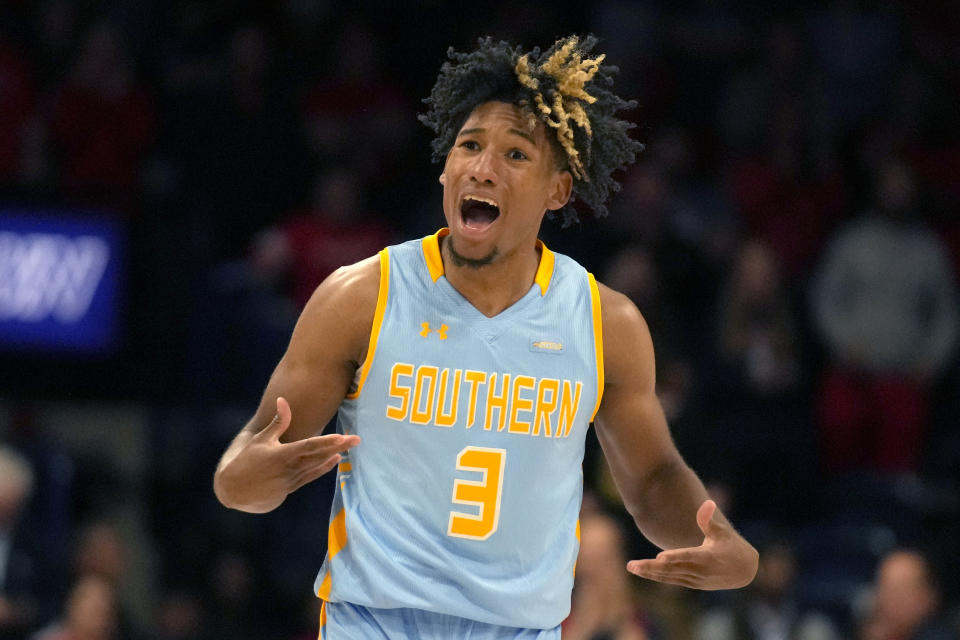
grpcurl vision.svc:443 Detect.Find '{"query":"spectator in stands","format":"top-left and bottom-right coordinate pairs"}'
top-left (811, 156), bottom-right (959, 472)
top-left (302, 17), bottom-right (412, 184)
top-left (601, 244), bottom-right (711, 484)
top-left (718, 18), bottom-right (831, 162)
top-left (1, 406), bottom-right (74, 627)
top-left (30, 574), bottom-right (119, 640)
top-left (603, 243), bottom-right (686, 371)
top-left (726, 98), bottom-right (847, 281)
top-left (186, 226), bottom-right (300, 404)
top-left (72, 522), bottom-right (127, 587)
top-left (607, 158), bottom-right (715, 343)
top-left (0, 446), bottom-right (41, 638)
top-left (151, 589), bottom-right (207, 640)
top-left (47, 20), bottom-right (156, 213)
top-left (0, 37), bottom-right (43, 190)
top-left (70, 521), bottom-right (142, 639)
top-left (710, 239), bottom-right (814, 521)
top-left (562, 512), bottom-right (661, 640)
top-left (260, 168), bottom-right (393, 309)
top-left (718, 239), bottom-right (799, 397)
top-left (695, 540), bottom-right (839, 640)
top-left (858, 549), bottom-right (957, 640)
top-left (183, 24), bottom-right (308, 259)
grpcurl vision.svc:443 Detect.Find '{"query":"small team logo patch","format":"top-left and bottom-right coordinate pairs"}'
top-left (530, 338), bottom-right (564, 354)
top-left (420, 322), bottom-right (448, 339)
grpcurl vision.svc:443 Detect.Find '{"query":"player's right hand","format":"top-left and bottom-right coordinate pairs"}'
top-left (215, 396), bottom-right (361, 513)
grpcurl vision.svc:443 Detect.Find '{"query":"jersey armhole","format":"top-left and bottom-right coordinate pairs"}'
top-left (587, 272), bottom-right (604, 421)
top-left (346, 248), bottom-right (390, 399)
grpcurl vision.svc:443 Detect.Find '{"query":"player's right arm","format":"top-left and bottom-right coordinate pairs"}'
top-left (212, 255), bottom-right (379, 513)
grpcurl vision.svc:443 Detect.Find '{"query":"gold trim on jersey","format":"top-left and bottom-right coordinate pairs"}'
top-left (421, 228), bottom-right (556, 295)
top-left (587, 273), bottom-right (604, 422)
top-left (423, 228), bottom-right (448, 281)
top-left (346, 248), bottom-right (390, 400)
top-left (316, 507), bottom-right (348, 600)
top-left (573, 517), bottom-right (581, 578)
top-left (533, 242), bottom-right (555, 296)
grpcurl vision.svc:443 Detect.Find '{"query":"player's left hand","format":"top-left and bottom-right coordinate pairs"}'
top-left (626, 499), bottom-right (759, 590)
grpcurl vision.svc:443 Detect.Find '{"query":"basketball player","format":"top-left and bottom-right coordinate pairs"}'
top-left (214, 35), bottom-right (759, 638)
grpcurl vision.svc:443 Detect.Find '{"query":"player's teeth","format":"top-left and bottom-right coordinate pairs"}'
top-left (465, 196), bottom-right (498, 207)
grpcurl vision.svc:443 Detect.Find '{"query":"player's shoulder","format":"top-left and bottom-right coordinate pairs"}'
top-left (323, 253), bottom-right (382, 298)
top-left (595, 280), bottom-right (649, 335)
top-left (593, 279), bottom-right (655, 383)
top-left (295, 253), bottom-right (384, 350)
top-left (304, 253), bottom-right (381, 308)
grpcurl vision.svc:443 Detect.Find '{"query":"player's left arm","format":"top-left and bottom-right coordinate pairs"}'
top-left (593, 282), bottom-right (758, 590)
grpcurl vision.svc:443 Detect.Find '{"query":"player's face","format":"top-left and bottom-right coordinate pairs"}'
top-left (440, 101), bottom-right (572, 266)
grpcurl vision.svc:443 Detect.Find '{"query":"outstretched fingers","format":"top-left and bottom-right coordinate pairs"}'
top-left (292, 433), bottom-right (361, 459)
top-left (627, 559), bottom-right (700, 587)
top-left (628, 554), bottom-right (704, 585)
top-left (289, 456), bottom-right (343, 492)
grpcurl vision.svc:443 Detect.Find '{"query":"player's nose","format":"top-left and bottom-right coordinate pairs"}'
top-left (468, 149), bottom-right (498, 185)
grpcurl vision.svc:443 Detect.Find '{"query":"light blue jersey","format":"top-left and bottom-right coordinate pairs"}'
top-left (320, 601), bottom-right (561, 639)
top-left (314, 229), bottom-right (604, 630)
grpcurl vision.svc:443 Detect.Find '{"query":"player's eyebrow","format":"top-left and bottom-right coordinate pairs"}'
top-left (457, 127), bottom-right (537, 145)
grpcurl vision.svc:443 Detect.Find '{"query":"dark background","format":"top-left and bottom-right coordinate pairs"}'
top-left (0, 1), bottom-right (958, 638)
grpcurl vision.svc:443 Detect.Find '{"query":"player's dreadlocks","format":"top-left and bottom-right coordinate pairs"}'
top-left (419, 35), bottom-right (644, 226)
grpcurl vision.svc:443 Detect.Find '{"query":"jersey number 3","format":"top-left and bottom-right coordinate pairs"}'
top-left (447, 446), bottom-right (506, 540)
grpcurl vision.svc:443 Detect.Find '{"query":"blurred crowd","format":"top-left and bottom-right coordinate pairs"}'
top-left (1, 1), bottom-right (959, 638)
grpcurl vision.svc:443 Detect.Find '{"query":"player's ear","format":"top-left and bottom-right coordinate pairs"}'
top-left (439, 172), bottom-right (446, 185)
top-left (545, 170), bottom-right (573, 211)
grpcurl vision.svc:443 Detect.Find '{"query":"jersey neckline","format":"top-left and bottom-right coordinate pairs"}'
top-left (421, 228), bottom-right (555, 296)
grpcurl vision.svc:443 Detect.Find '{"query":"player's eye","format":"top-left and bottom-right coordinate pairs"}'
top-left (508, 149), bottom-right (528, 161)
top-left (460, 140), bottom-right (480, 151)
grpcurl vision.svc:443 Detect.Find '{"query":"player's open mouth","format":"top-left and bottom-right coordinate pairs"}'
top-left (460, 195), bottom-right (500, 230)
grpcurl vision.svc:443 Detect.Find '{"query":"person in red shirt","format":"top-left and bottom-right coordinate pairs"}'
top-left (47, 21), bottom-right (156, 213)
top-left (260, 168), bottom-right (394, 309)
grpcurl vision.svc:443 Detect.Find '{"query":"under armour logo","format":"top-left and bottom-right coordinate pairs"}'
top-left (420, 322), bottom-right (448, 339)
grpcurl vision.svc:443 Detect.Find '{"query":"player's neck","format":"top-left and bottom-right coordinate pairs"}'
top-left (440, 237), bottom-right (540, 318)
